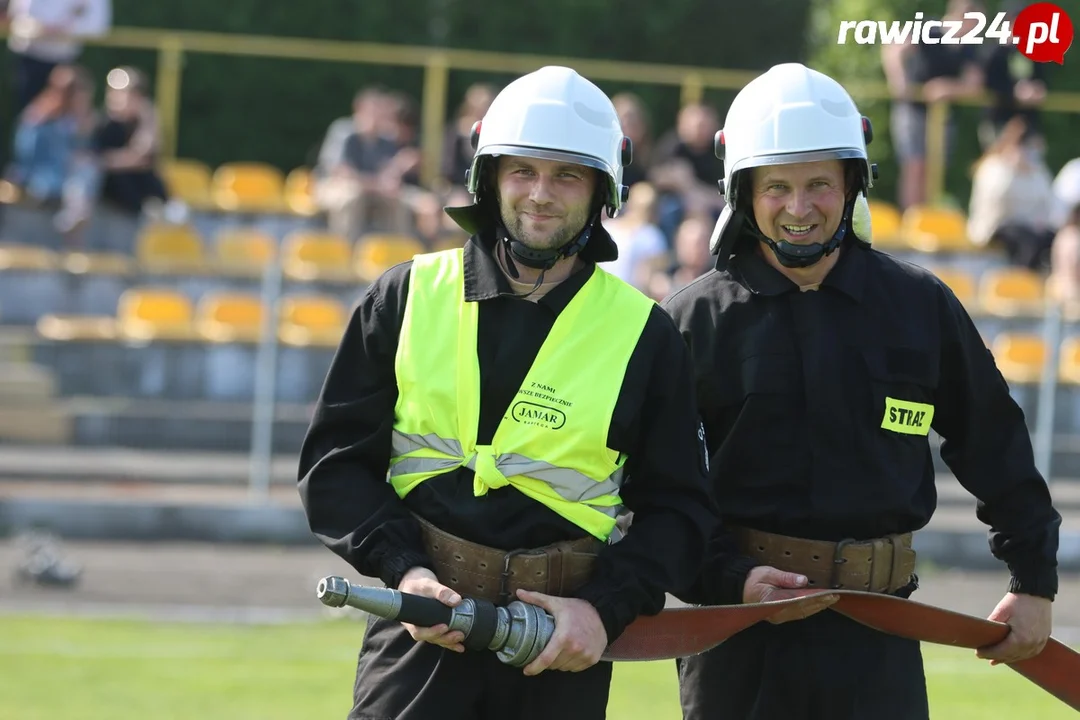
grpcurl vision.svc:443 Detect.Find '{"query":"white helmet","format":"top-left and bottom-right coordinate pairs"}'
top-left (710, 63), bottom-right (877, 267)
top-left (466, 65), bottom-right (632, 217)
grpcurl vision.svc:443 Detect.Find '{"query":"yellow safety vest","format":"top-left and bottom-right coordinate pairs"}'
top-left (389, 247), bottom-right (654, 541)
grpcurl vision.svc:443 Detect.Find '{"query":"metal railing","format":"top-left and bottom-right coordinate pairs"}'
top-left (54, 26), bottom-right (1080, 205)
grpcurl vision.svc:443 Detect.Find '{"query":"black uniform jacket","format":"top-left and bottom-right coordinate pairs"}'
top-left (661, 237), bottom-right (1061, 606)
top-left (298, 232), bottom-right (719, 642)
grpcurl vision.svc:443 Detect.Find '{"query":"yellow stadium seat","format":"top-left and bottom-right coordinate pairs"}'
top-left (284, 167), bottom-right (319, 217)
top-left (901, 205), bottom-right (976, 253)
top-left (60, 251), bottom-right (135, 276)
top-left (117, 287), bottom-right (198, 342)
top-left (211, 162), bottom-right (287, 213)
top-left (136, 223), bottom-right (207, 274)
top-left (929, 267), bottom-right (977, 310)
top-left (1059, 337), bottom-right (1080, 385)
top-left (355, 234), bottom-right (426, 282)
top-left (0, 243), bottom-right (60, 271)
top-left (160, 158), bottom-right (214, 210)
top-left (992, 333), bottom-right (1045, 384)
top-left (196, 292), bottom-right (265, 344)
top-left (36, 314), bottom-right (119, 341)
top-left (866, 199), bottom-right (905, 250)
top-left (278, 294), bottom-right (347, 347)
top-left (282, 231), bottom-right (354, 282)
top-left (978, 267), bottom-right (1045, 317)
top-left (215, 228), bottom-right (276, 277)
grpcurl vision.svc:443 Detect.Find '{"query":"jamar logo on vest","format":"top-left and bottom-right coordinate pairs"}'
top-left (511, 401), bottom-right (566, 430)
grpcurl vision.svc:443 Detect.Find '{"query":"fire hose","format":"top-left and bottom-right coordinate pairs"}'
top-left (317, 576), bottom-right (1080, 711)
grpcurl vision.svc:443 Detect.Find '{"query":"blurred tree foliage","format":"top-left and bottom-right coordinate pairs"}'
top-left (809, 0), bottom-right (1080, 207)
top-left (1, 0), bottom-right (811, 174)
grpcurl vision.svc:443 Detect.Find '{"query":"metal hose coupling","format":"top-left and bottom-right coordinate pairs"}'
top-left (316, 576), bottom-right (555, 667)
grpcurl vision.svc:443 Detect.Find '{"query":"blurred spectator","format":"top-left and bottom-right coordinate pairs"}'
top-left (92, 66), bottom-right (168, 218)
top-left (881, 0), bottom-right (984, 210)
top-left (1051, 157), bottom-right (1080, 230)
top-left (601, 181), bottom-right (669, 291)
top-left (55, 64), bottom-right (98, 243)
top-left (612, 92), bottom-right (653, 189)
top-left (439, 82), bottom-right (495, 192)
top-left (967, 117), bottom-right (1054, 270)
top-left (668, 214), bottom-right (713, 289)
top-left (977, 2), bottom-right (1048, 151)
top-left (382, 91), bottom-right (423, 188)
top-left (313, 86), bottom-right (386, 185)
top-left (4, 63), bottom-right (97, 246)
top-left (649, 102), bottom-right (725, 244)
top-left (313, 86), bottom-right (413, 241)
top-left (385, 90), bottom-right (448, 248)
top-left (1048, 204), bottom-right (1080, 305)
top-left (647, 214), bottom-right (713, 301)
top-left (7, 63), bottom-right (83, 206)
top-left (6, 0), bottom-right (111, 115)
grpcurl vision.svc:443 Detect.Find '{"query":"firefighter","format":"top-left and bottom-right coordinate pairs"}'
top-left (298, 65), bottom-right (718, 720)
top-left (661, 63), bottom-right (1061, 720)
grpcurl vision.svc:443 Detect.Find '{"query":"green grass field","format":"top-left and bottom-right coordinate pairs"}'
top-left (0, 615), bottom-right (1072, 719)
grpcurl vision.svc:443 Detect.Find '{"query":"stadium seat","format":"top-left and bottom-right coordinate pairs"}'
top-left (136, 223), bottom-right (208, 275)
top-left (277, 294), bottom-right (347, 347)
top-left (211, 162), bottom-right (287, 213)
top-left (1059, 337), bottom-right (1080, 385)
top-left (929, 267), bottom-right (977, 310)
top-left (215, 227), bottom-right (276, 277)
top-left (991, 333), bottom-right (1045, 384)
top-left (282, 230), bottom-right (354, 282)
top-left (36, 314), bottom-right (119, 341)
top-left (0, 243), bottom-right (60, 271)
top-left (60, 251), bottom-right (135, 276)
top-left (284, 167), bottom-right (319, 217)
top-left (196, 292), bottom-right (265, 343)
top-left (978, 267), bottom-right (1045, 317)
top-left (160, 158), bottom-right (214, 211)
top-left (866, 199), bottom-right (905, 250)
top-left (355, 233), bottom-right (426, 282)
top-left (117, 287), bottom-right (199, 342)
top-left (901, 205), bottom-right (976, 253)
top-left (0, 243), bottom-right (66, 324)
top-left (58, 250), bottom-right (135, 319)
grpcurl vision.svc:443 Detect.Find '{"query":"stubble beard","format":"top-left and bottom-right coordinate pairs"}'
top-left (501, 206), bottom-right (588, 252)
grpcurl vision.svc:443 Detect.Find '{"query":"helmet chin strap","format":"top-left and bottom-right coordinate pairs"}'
top-left (498, 212), bottom-right (599, 292)
top-left (750, 197), bottom-right (853, 269)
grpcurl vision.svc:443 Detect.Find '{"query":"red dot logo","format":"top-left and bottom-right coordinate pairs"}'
top-left (1013, 2), bottom-right (1073, 64)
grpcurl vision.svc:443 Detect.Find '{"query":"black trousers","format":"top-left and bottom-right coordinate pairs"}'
top-left (676, 609), bottom-right (929, 720)
top-left (349, 615), bottom-right (613, 720)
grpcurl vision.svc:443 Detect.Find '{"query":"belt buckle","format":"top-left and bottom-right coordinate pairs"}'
top-left (498, 548), bottom-right (530, 605)
top-left (831, 538), bottom-right (857, 589)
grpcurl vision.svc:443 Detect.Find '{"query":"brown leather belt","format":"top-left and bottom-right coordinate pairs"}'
top-left (414, 514), bottom-right (602, 605)
top-left (733, 526), bottom-right (917, 593)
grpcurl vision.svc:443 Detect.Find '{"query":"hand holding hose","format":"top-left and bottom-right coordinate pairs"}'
top-left (397, 567), bottom-right (466, 653)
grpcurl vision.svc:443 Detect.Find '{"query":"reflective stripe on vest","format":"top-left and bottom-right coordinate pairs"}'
top-left (389, 247), bottom-right (654, 540)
